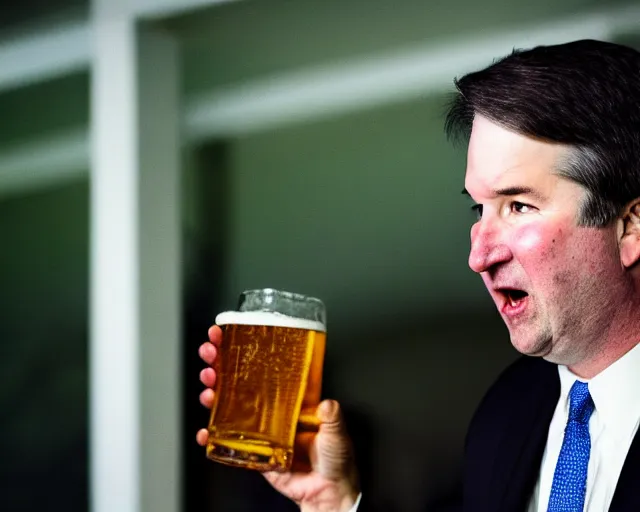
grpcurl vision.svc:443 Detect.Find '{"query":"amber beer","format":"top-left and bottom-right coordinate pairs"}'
top-left (206, 290), bottom-right (326, 472)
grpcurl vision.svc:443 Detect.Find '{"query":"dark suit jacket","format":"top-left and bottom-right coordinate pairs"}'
top-left (362, 356), bottom-right (640, 512)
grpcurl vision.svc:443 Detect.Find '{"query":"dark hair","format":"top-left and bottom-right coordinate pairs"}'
top-left (445, 39), bottom-right (640, 227)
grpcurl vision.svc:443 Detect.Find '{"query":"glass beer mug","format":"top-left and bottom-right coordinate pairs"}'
top-left (206, 288), bottom-right (327, 472)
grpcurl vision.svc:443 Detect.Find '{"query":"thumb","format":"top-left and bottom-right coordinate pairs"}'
top-left (312, 400), bottom-right (355, 481)
top-left (317, 399), bottom-right (346, 431)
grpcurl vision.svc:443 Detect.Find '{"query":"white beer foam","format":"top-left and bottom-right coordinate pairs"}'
top-left (215, 310), bottom-right (326, 333)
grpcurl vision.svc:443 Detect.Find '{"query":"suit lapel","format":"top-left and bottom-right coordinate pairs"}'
top-left (493, 362), bottom-right (560, 512)
top-left (609, 428), bottom-right (640, 511)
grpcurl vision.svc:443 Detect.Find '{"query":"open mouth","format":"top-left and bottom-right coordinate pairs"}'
top-left (498, 289), bottom-right (529, 310)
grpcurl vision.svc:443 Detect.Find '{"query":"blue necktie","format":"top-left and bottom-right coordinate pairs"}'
top-left (547, 380), bottom-right (595, 512)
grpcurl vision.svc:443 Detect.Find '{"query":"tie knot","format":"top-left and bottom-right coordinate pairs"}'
top-left (568, 380), bottom-right (594, 424)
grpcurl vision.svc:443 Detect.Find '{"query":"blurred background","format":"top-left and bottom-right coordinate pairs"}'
top-left (1, 0), bottom-right (639, 511)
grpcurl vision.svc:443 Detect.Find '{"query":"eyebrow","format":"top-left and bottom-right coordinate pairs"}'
top-left (461, 186), bottom-right (546, 202)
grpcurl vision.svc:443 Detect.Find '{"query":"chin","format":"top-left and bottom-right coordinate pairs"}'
top-left (509, 333), bottom-right (552, 358)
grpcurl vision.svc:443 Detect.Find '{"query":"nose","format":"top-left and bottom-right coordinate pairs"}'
top-left (468, 217), bottom-right (513, 273)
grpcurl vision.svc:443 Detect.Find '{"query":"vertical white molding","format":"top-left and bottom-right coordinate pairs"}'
top-left (90, 1), bottom-right (181, 510)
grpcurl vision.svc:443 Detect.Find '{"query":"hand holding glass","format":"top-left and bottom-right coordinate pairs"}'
top-left (206, 288), bottom-right (327, 472)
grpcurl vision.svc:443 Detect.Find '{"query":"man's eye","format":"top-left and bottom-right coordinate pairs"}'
top-left (471, 204), bottom-right (483, 219)
top-left (511, 202), bottom-right (533, 214)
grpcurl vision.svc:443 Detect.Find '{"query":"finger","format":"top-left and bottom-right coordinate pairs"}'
top-left (316, 399), bottom-right (346, 434)
top-left (200, 388), bottom-right (215, 408)
top-left (208, 325), bottom-right (223, 346)
top-left (199, 367), bottom-right (217, 388)
top-left (198, 342), bottom-right (218, 366)
top-left (196, 428), bottom-right (209, 447)
top-left (313, 400), bottom-right (354, 480)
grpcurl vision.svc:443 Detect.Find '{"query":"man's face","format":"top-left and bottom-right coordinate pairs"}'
top-left (464, 115), bottom-right (624, 366)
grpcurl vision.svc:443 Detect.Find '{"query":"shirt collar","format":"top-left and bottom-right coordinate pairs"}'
top-left (558, 342), bottom-right (640, 431)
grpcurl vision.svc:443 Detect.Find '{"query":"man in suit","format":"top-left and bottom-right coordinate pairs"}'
top-left (196, 39), bottom-right (640, 511)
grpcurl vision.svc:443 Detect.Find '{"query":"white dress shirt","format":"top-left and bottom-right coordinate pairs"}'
top-left (528, 342), bottom-right (640, 511)
top-left (350, 343), bottom-right (640, 512)
top-left (347, 492), bottom-right (362, 512)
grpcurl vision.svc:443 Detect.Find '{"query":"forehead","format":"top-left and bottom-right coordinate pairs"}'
top-left (465, 115), bottom-right (569, 197)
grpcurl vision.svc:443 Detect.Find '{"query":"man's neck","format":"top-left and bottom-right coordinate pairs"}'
top-left (569, 341), bottom-right (638, 379)
top-left (568, 291), bottom-right (640, 379)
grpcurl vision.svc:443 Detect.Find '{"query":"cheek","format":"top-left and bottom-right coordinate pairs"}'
top-left (513, 223), bottom-right (612, 291)
top-left (514, 224), bottom-right (574, 299)
top-left (513, 224), bottom-right (563, 260)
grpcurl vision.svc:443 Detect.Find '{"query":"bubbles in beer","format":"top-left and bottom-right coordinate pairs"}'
top-left (207, 311), bottom-right (326, 471)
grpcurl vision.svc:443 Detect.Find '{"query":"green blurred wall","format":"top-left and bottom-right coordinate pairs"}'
top-left (222, 95), bottom-right (484, 320)
top-left (0, 181), bottom-right (89, 510)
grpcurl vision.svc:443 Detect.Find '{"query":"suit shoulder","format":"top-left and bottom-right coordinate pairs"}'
top-left (470, 356), bottom-right (557, 426)
top-left (492, 355), bottom-right (556, 394)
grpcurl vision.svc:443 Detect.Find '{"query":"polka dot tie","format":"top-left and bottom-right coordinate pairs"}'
top-left (547, 380), bottom-right (595, 512)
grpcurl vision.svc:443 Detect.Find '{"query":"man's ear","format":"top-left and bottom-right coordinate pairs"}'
top-left (619, 198), bottom-right (640, 269)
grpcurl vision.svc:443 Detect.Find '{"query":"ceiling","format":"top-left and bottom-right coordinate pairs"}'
top-left (165, 0), bottom-right (626, 94)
